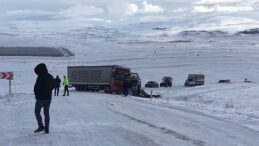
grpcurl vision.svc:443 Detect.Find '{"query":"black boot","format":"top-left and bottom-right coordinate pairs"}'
top-left (45, 128), bottom-right (49, 134)
top-left (34, 126), bottom-right (44, 133)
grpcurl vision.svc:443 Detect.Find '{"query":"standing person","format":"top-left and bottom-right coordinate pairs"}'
top-left (123, 78), bottom-right (130, 96)
top-left (54, 75), bottom-right (61, 96)
top-left (34, 63), bottom-right (54, 134)
top-left (63, 75), bottom-right (69, 96)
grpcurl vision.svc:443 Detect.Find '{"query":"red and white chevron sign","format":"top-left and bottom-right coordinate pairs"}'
top-left (0, 72), bottom-right (14, 80)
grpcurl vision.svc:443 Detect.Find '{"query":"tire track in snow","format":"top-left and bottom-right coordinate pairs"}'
top-left (108, 107), bottom-right (206, 146)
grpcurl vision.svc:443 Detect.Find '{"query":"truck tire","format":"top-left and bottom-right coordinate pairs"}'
top-left (75, 85), bottom-right (80, 91)
top-left (80, 85), bottom-right (84, 91)
top-left (160, 83), bottom-right (163, 87)
top-left (78, 85), bottom-right (82, 91)
top-left (104, 86), bottom-right (111, 93)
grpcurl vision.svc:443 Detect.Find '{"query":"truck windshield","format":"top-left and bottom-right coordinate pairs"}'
top-left (114, 73), bottom-right (128, 80)
top-left (188, 79), bottom-right (194, 82)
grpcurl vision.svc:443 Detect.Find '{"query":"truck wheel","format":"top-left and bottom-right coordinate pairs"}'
top-left (81, 85), bottom-right (85, 91)
top-left (77, 85), bottom-right (82, 91)
top-left (104, 86), bottom-right (111, 93)
top-left (75, 85), bottom-right (80, 91)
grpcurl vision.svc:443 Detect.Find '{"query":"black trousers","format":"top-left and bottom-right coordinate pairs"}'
top-left (123, 88), bottom-right (128, 96)
top-left (54, 87), bottom-right (59, 96)
top-left (63, 85), bottom-right (69, 96)
top-left (35, 100), bottom-right (51, 129)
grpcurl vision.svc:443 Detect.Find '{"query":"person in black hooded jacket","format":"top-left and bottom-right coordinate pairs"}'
top-left (34, 63), bottom-right (54, 134)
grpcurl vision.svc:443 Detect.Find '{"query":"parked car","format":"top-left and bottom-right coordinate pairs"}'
top-left (218, 80), bottom-right (231, 83)
top-left (145, 81), bottom-right (159, 88)
top-left (244, 78), bottom-right (252, 83)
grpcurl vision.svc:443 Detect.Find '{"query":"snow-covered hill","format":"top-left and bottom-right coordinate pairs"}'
top-left (68, 26), bottom-right (128, 41)
top-left (117, 16), bottom-right (259, 39)
top-left (237, 28), bottom-right (259, 35)
top-left (173, 16), bottom-right (259, 32)
top-left (1, 15), bottom-right (258, 44)
top-left (177, 30), bottom-right (229, 37)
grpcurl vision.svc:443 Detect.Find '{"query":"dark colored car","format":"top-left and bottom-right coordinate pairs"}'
top-left (145, 81), bottom-right (159, 88)
top-left (218, 80), bottom-right (231, 83)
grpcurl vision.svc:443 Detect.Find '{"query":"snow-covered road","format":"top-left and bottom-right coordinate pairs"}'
top-left (1, 92), bottom-right (259, 146)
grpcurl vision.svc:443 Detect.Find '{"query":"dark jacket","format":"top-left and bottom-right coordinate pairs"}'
top-left (34, 63), bottom-right (54, 100)
top-left (54, 77), bottom-right (61, 88)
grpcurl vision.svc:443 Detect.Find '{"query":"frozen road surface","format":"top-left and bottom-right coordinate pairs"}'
top-left (1, 92), bottom-right (259, 146)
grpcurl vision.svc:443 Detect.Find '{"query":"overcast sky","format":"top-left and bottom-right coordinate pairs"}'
top-left (0, 0), bottom-right (259, 30)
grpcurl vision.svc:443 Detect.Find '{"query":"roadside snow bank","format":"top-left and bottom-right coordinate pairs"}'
top-left (160, 83), bottom-right (259, 118)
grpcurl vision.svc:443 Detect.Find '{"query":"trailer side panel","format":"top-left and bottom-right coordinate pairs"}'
top-left (68, 66), bottom-right (113, 85)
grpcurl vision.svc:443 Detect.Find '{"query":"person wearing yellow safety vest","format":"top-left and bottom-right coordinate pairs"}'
top-left (62, 76), bottom-right (69, 96)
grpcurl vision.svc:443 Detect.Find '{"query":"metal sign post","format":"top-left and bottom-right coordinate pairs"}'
top-left (1, 72), bottom-right (14, 96)
top-left (9, 80), bottom-right (12, 96)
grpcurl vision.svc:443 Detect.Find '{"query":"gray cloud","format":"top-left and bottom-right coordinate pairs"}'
top-left (0, 0), bottom-right (258, 30)
top-left (193, 0), bottom-right (259, 13)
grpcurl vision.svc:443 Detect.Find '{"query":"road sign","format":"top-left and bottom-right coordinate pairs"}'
top-left (1, 72), bottom-right (14, 80)
top-left (0, 72), bottom-right (14, 96)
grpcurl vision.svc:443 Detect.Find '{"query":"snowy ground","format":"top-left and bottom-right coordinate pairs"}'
top-left (1, 92), bottom-right (259, 146)
top-left (1, 29), bottom-right (259, 145)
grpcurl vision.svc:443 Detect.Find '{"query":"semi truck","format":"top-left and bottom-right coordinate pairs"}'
top-left (68, 65), bottom-right (142, 94)
top-left (68, 65), bottom-right (131, 93)
top-left (184, 74), bottom-right (205, 87)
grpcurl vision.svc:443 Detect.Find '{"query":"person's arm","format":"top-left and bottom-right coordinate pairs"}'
top-left (34, 77), bottom-right (40, 98)
top-left (51, 76), bottom-right (55, 90)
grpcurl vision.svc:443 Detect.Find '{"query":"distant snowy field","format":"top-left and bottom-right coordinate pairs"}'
top-left (1, 22), bottom-right (259, 145)
top-left (1, 28), bottom-right (259, 121)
